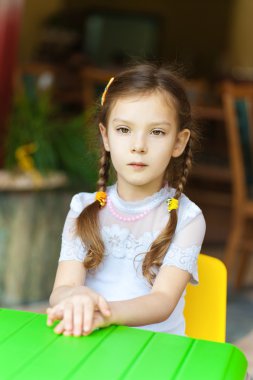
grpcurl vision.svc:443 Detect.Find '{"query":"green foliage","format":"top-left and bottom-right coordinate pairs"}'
top-left (5, 91), bottom-right (58, 172)
top-left (4, 82), bottom-right (99, 190)
top-left (51, 111), bottom-right (99, 187)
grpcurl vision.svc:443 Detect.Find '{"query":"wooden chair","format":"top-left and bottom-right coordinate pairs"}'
top-left (184, 81), bottom-right (232, 244)
top-left (220, 81), bottom-right (253, 289)
top-left (184, 254), bottom-right (227, 343)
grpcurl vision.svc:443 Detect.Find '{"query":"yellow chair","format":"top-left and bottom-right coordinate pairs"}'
top-left (184, 254), bottom-right (227, 343)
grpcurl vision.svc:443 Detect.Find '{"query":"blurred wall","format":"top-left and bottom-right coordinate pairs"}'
top-left (19, 0), bottom-right (235, 77)
top-left (228, 0), bottom-right (253, 72)
top-left (20, 0), bottom-right (63, 61)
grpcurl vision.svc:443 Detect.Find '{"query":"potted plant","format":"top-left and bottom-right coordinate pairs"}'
top-left (2, 72), bottom-right (98, 190)
top-left (0, 72), bottom-right (99, 306)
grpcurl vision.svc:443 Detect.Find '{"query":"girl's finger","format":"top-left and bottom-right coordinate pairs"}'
top-left (46, 308), bottom-right (54, 326)
top-left (98, 296), bottom-right (111, 317)
top-left (92, 312), bottom-right (104, 330)
top-left (54, 320), bottom-right (65, 334)
top-left (63, 330), bottom-right (73, 336)
top-left (73, 303), bottom-right (84, 336)
top-left (47, 315), bottom-right (53, 326)
top-left (63, 302), bottom-right (73, 332)
top-left (46, 307), bottom-right (63, 325)
top-left (83, 300), bottom-right (94, 333)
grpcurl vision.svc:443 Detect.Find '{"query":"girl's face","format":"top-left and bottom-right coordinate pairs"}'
top-left (100, 91), bottom-right (190, 200)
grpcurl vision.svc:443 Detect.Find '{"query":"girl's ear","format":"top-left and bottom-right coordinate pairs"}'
top-left (172, 129), bottom-right (191, 157)
top-left (99, 123), bottom-right (110, 152)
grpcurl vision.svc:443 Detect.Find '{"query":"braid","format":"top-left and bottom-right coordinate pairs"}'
top-left (142, 139), bottom-right (193, 285)
top-left (76, 148), bottom-right (110, 270)
top-left (97, 148), bottom-right (110, 191)
top-left (175, 141), bottom-right (192, 199)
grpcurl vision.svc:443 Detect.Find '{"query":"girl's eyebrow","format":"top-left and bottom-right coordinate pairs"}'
top-left (148, 121), bottom-right (172, 127)
top-left (112, 118), bottom-right (171, 127)
top-left (112, 118), bottom-right (132, 124)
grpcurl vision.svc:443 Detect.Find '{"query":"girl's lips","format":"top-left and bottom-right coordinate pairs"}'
top-left (128, 162), bottom-right (147, 166)
top-left (128, 162), bottom-right (147, 168)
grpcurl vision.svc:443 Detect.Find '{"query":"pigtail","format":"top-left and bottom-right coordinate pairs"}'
top-left (175, 140), bottom-right (193, 198)
top-left (76, 148), bottom-right (110, 270)
top-left (142, 139), bottom-right (193, 285)
top-left (97, 148), bottom-right (110, 192)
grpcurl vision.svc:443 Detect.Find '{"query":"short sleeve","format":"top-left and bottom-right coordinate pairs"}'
top-left (59, 192), bottom-right (95, 262)
top-left (162, 204), bottom-right (206, 284)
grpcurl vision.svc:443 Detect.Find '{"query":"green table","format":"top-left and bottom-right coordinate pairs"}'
top-left (0, 308), bottom-right (248, 380)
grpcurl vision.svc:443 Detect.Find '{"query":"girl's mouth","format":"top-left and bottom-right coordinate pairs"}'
top-left (128, 162), bottom-right (147, 168)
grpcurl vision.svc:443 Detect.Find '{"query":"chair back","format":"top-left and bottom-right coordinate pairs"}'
top-left (184, 254), bottom-right (227, 342)
top-left (221, 82), bottom-right (253, 202)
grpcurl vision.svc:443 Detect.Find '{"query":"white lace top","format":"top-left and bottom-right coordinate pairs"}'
top-left (59, 184), bottom-right (206, 335)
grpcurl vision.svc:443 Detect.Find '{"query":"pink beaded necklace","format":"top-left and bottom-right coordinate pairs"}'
top-left (107, 196), bottom-right (152, 222)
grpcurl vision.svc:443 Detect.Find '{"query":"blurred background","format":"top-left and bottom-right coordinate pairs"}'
top-left (0, 0), bottom-right (253, 373)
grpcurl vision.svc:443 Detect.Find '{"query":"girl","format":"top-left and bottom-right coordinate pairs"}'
top-left (47, 63), bottom-right (206, 337)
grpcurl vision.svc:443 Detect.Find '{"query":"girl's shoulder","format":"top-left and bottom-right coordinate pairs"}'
top-left (177, 192), bottom-right (204, 231)
top-left (179, 192), bottom-right (202, 215)
top-left (69, 185), bottom-right (115, 214)
top-left (70, 190), bottom-right (97, 214)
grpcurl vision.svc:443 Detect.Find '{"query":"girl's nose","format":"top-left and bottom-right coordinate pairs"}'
top-left (130, 134), bottom-right (147, 153)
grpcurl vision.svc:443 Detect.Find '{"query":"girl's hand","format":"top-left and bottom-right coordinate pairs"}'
top-left (46, 286), bottom-right (111, 336)
top-left (53, 310), bottom-right (111, 337)
top-left (83, 311), bottom-right (111, 335)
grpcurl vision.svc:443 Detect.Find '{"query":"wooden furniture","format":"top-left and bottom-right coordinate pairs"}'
top-left (176, 82), bottom-right (232, 245)
top-left (16, 62), bottom-right (84, 108)
top-left (82, 66), bottom-right (117, 108)
top-left (187, 111), bottom-right (232, 215)
top-left (184, 254), bottom-right (227, 343)
top-left (220, 82), bottom-right (253, 288)
top-left (0, 308), bottom-right (248, 380)
top-left (184, 80), bottom-right (231, 209)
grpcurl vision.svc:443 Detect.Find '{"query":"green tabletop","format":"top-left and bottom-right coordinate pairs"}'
top-left (0, 308), bottom-right (248, 380)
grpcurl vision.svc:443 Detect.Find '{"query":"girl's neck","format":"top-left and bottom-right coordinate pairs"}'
top-left (116, 180), bottom-right (165, 202)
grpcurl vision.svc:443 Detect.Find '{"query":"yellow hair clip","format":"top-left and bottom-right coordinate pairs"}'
top-left (167, 198), bottom-right (179, 212)
top-left (96, 191), bottom-right (107, 207)
top-left (101, 77), bottom-right (114, 106)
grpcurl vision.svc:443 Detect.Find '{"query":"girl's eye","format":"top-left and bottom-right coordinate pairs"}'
top-left (116, 127), bottom-right (130, 134)
top-left (151, 129), bottom-right (165, 136)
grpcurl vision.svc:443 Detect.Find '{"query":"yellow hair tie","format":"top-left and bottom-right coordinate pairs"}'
top-left (167, 198), bottom-right (178, 212)
top-left (101, 77), bottom-right (114, 106)
top-left (96, 191), bottom-right (107, 207)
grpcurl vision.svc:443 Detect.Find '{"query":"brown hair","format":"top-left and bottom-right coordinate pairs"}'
top-left (77, 62), bottom-right (198, 284)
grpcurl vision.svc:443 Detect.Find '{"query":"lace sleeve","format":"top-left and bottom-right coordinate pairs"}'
top-left (59, 193), bottom-right (90, 262)
top-left (162, 212), bottom-right (206, 284)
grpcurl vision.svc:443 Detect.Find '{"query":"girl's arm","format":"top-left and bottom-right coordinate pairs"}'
top-left (47, 261), bottom-right (111, 335)
top-left (49, 260), bottom-right (87, 306)
top-left (106, 265), bottom-right (190, 328)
